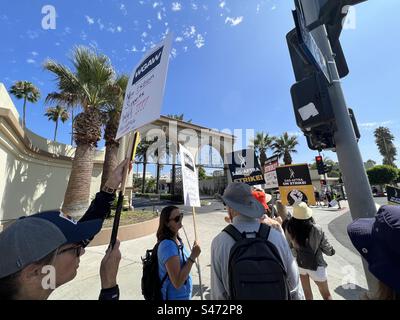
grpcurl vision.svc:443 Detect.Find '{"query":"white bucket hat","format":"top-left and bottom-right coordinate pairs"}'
top-left (292, 202), bottom-right (313, 220)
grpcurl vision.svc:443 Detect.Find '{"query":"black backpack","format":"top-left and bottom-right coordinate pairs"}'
top-left (223, 223), bottom-right (290, 300)
top-left (141, 242), bottom-right (168, 301)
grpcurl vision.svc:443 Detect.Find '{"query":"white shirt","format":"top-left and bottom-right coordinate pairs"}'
top-left (210, 215), bottom-right (304, 300)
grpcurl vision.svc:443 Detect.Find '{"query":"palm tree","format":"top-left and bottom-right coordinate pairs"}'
top-left (9, 81), bottom-right (41, 128)
top-left (100, 74), bottom-right (129, 189)
top-left (374, 127), bottom-right (397, 167)
top-left (136, 138), bottom-right (156, 194)
top-left (44, 46), bottom-right (115, 216)
top-left (45, 92), bottom-right (78, 145)
top-left (272, 132), bottom-right (299, 165)
top-left (44, 106), bottom-right (70, 142)
top-left (166, 113), bottom-right (192, 123)
top-left (251, 132), bottom-right (275, 173)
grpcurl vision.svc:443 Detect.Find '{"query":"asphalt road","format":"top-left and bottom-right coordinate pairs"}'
top-left (328, 197), bottom-right (387, 254)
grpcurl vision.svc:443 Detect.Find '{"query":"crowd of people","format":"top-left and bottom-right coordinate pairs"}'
top-left (0, 159), bottom-right (399, 300)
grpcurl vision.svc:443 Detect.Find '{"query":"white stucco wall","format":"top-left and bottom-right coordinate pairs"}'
top-left (0, 83), bottom-right (104, 225)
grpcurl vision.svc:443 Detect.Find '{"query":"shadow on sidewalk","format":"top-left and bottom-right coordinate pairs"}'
top-left (192, 284), bottom-right (210, 300)
top-left (334, 284), bottom-right (368, 300)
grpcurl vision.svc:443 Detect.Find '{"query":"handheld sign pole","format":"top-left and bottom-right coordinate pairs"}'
top-left (110, 132), bottom-right (141, 248)
top-left (191, 206), bottom-right (204, 300)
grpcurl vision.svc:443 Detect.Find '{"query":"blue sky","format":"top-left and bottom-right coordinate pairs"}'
top-left (1, 0), bottom-right (400, 174)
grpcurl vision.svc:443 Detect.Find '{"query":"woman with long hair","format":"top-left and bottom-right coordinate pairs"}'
top-left (286, 202), bottom-right (335, 300)
top-left (156, 206), bottom-right (201, 300)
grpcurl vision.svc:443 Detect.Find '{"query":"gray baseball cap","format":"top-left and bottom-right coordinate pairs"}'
top-left (219, 182), bottom-right (265, 219)
top-left (0, 211), bottom-right (102, 279)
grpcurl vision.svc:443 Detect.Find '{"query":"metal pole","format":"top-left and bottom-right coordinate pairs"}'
top-left (182, 221), bottom-right (204, 300)
top-left (312, 25), bottom-right (379, 292)
top-left (191, 207), bottom-right (204, 300)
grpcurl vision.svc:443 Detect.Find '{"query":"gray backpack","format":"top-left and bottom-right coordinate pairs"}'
top-left (223, 223), bottom-right (290, 300)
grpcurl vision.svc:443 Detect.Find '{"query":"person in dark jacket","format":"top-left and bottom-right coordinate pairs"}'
top-left (286, 202), bottom-right (335, 300)
top-left (0, 159), bottom-right (129, 300)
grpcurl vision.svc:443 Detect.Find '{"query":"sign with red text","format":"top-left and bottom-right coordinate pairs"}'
top-left (264, 155), bottom-right (279, 189)
top-left (116, 33), bottom-right (173, 139)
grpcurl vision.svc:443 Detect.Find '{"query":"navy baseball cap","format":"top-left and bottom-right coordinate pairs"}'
top-left (0, 211), bottom-right (102, 279)
top-left (347, 205), bottom-right (400, 294)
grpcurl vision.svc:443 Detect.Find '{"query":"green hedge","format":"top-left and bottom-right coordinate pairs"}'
top-left (134, 193), bottom-right (183, 203)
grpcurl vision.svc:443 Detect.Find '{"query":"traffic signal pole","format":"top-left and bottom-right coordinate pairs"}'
top-left (312, 25), bottom-right (379, 293)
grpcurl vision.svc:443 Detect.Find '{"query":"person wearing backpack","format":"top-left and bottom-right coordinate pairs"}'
top-left (285, 202), bottom-right (335, 300)
top-left (155, 206), bottom-right (201, 300)
top-left (211, 182), bottom-right (304, 300)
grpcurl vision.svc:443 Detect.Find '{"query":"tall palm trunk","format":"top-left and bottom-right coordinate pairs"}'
top-left (70, 109), bottom-right (74, 146)
top-left (62, 144), bottom-right (96, 216)
top-left (284, 152), bottom-right (292, 165)
top-left (62, 109), bottom-right (101, 216)
top-left (260, 152), bottom-right (267, 174)
top-left (101, 144), bottom-right (119, 189)
top-left (142, 157), bottom-right (147, 194)
top-left (22, 97), bottom-right (27, 128)
top-left (54, 119), bottom-right (59, 142)
top-left (156, 163), bottom-right (160, 194)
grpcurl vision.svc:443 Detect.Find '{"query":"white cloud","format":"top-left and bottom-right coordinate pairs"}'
top-left (175, 36), bottom-right (183, 42)
top-left (191, 3), bottom-right (198, 10)
top-left (153, 2), bottom-right (160, 8)
top-left (225, 16), bottom-right (243, 26)
top-left (359, 121), bottom-right (394, 130)
top-left (120, 4), bottom-right (127, 15)
top-left (287, 131), bottom-right (302, 137)
top-left (271, 5), bottom-right (277, 10)
top-left (142, 31), bottom-right (148, 38)
top-left (171, 48), bottom-right (177, 58)
top-left (172, 2), bottom-right (182, 11)
top-left (194, 34), bottom-right (205, 48)
top-left (31, 51), bottom-right (39, 56)
top-left (183, 25), bottom-right (196, 38)
top-left (26, 59), bottom-right (36, 64)
top-left (183, 46), bottom-right (188, 52)
top-left (219, 1), bottom-right (226, 9)
top-left (147, 23), bottom-right (152, 29)
top-left (157, 11), bottom-right (162, 20)
top-left (97, 19), bottom-right (105, 30)
top-left (64, 27), bottom-right (72, 34)
top-left (129, 46), bottom-right (138, 52)
top-left (27, 30), bottom-right (39, 39)
top-left (117, 26), bottom-right (123, 32)
top-left (85, 15), bottom-right (95, 25)
top-left (55, 42), bottom-right (60, 46)
top-left (256, 4), bottom-right (261, 13)
top-left (80, 31), bottom-right (88, 40)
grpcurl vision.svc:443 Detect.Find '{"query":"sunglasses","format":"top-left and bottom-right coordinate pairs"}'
top-left (169, 213), bottom-right (184, 223)
top-left (57, 244), bottom-right (83, 258)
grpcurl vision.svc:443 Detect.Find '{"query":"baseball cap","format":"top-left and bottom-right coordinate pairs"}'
top-left (0, 211), bottom-right (102, 279)
top-left (347, 205), bottom-right (400, 294)
top-left (218, 182), bottom-right (265, 219)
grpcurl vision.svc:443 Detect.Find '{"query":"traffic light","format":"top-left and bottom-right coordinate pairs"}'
top-left (316, 156), bottom-right (325, 174)
top-left (296, 0), bottom-right (368, 78)
top-left (315, 155), bottom-right (332, 174)
top-left (288, 0), bottom-right (366, 152)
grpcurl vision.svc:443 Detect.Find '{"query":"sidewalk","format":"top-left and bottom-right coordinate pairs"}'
top-left (50, 203), bottom-right (369, 300)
